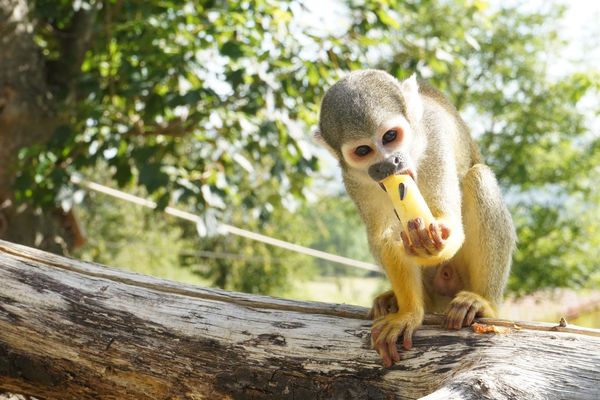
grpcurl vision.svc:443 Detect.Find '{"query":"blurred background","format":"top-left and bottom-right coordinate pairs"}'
top-left (1, 0), bottom-right (599, 327)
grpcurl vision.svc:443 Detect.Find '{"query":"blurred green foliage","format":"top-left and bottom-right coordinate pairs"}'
top-left (298, 195), bottom-right (374, 277)
top-left (76, 190), bottom-right (207, 285)
top-left (15, 0), bottom-right (600, 295)
top-left (74, 167), bottom-right (372, 296)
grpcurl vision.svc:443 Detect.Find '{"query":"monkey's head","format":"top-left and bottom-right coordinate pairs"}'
top-left (315, 70), bottom-right (425, 185)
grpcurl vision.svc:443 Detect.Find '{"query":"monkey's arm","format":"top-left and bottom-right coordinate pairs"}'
top-left (444, 164), bottom-right (516, 328)
top-left (403, 129), bottom-right (466, 266)
top-left (367, 226), bottom-right (424, 367)
top-left (379, 241), bottom-right (424, 321)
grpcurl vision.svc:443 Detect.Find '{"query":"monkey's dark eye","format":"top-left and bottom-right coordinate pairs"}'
top-left (354, 145), bottom-right (372, 157)
top-left (382, 130), bottom-right (397, 145)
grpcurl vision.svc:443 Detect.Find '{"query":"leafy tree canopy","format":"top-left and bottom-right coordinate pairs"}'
top-left (12, 0), bottom-right (600, 294)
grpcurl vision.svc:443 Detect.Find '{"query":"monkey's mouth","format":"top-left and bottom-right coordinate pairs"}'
top-left (402, 169), bottom-right (416, 182)
top-left (390, 168), bottom-right (416, 182)
top-left (377, 169), bottom-right (416, 192)
top-left (367, 156), bottom-right (415, 183)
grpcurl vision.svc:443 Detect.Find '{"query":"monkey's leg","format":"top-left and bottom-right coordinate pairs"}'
top-left (371, 245), bottom-right (424, 367)
top-left (367, 290), bottom-right (399, 320)
top-left (367, 263), bottom-right (453, 320)
top-left (446, 164), bottom-right (515, 329)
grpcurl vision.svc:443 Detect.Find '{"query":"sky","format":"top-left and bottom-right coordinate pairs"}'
top-left (538, 0), bottom-right (600, 77)
top-left (553, 1), bottom-right (600, 136)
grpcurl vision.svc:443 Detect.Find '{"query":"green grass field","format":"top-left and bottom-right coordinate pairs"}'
top-left (287, 276), bottom-right (388, 307)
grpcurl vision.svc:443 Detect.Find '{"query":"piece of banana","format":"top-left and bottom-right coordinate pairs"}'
top-left (381, 174), bottom-right (434, 242)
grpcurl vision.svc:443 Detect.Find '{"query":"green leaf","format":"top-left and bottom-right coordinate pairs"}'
top-left (220, 41), bottom-right (243, 59)
top-left (376, 9), bottom-right (400, 29)
top-left (138, 163), bottom-right (169, 194)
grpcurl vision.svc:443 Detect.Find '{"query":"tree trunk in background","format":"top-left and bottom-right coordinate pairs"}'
top-left (1, 240), bottom-right (599, 400)
top-left (0, 0), bottom-right (76, 253)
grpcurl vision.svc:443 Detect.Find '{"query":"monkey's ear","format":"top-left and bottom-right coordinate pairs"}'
top-left (400, 74), bottom-right (423, 123)
top-left (313, 130), bottom-right (340, 160)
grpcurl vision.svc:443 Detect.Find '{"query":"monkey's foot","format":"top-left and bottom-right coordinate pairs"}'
top-left (445, 291), bottom-right (494, 330)
top-left (371, 311), bottom-right (423, 368)
top-left (367, 290), bottom-right (398, 320)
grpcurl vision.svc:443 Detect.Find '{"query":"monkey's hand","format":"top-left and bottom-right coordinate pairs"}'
top-left (445, 291), bottom-right (495, 330)
top-left (371, 310), bottom-right (423, 368)
top-left (400, 217), bottom-right (451, 262)
top-left (367, 290), bottom-right (398, 320)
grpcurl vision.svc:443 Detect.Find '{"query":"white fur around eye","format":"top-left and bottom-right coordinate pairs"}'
top-left (341, 140), bottom-right (378, 170)
top-left (377, 116), bottom-right (412, 156)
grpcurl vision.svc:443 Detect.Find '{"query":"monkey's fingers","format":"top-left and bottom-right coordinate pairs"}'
top-left (430, 222), bottom-right (451, 249)
top-left (429, 223), bottom-right (444, 250)
top-left (372, 324), bottom-right (397, 367)
top-left (400, 231), bottom-right (417, 256)
top-left (369, 291), bottom-right (397, 320)
top-left (373, 319), bottom-right (395, 345)
top-left (407, 219), bottom-right (431, 256)
top-left (407, 220), bottom-right (423, 248)
top-left (372, 299), bottom-right (388, 320)
top-left (377, 344), bottom-right (393, 368)
top-left (446, 292), bottom-right (489, 329)
top-left (367, 302), bottom-right (379, 320)
top-left (389, 300), bottom-right (399, 314)
top-left (384, 324), bottom-right (414, 362)
top-left (402, 326), bottom-right (414, 350)
top-left (440, 223), bottom-right (451, 240)
top-left (371, 312), bottom-right (422, 368)
top-left (377, 319), bottom-right (411, 352)
top-left (387, 336), bottom-right (401, 364)
top-left (415, 218), bottom-right (437, 254)
top-left (371, 324), bottom-right (383, 350)
top-left (371, 327), bottom-right (391, 367)
top-left (464, 305), bottom-right (480, 327)
top-left (446, 303), bottom-right (469, 330)
top-left (382, 324), bottom-right (403, 366)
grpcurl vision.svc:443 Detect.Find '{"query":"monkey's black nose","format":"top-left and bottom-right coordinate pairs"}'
top-left (368, 152), bottom-right (409, 182)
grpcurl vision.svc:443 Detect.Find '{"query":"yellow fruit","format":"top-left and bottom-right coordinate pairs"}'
top-left (381, 174), bottom-right (434, 242)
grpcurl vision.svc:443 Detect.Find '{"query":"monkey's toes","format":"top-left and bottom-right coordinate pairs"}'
top-left (371, 312), bottom-right (422, 367)
top-left (368, 290), bottom-right (398, 320)
top-left (445, 291), bottom-right (491, 330)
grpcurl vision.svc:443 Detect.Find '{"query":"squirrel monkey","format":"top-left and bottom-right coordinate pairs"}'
top-left (315, 70), bottom-right (516, 368)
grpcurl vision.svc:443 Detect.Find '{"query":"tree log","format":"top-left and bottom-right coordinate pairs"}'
top-left (0, 240), bottom-right (599, 400)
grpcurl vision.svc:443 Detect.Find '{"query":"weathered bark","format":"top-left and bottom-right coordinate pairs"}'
top-left (0, 0), bottom-right (59, 251)
top-left (0, 0), bottom-right (57, 196)
top-left (0, 0), bottom-right (98, 253)
top-left (0, 240), bottom-right (599, 400)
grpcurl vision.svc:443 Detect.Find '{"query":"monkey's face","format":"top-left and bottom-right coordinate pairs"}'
top-left (316, 70), bottom-right (424, 186)
top-left (339, 115), bottom-right (417, 184)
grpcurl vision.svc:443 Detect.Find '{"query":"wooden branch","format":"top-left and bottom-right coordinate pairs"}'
top-left (0, 239), bottom-right (599, 400)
